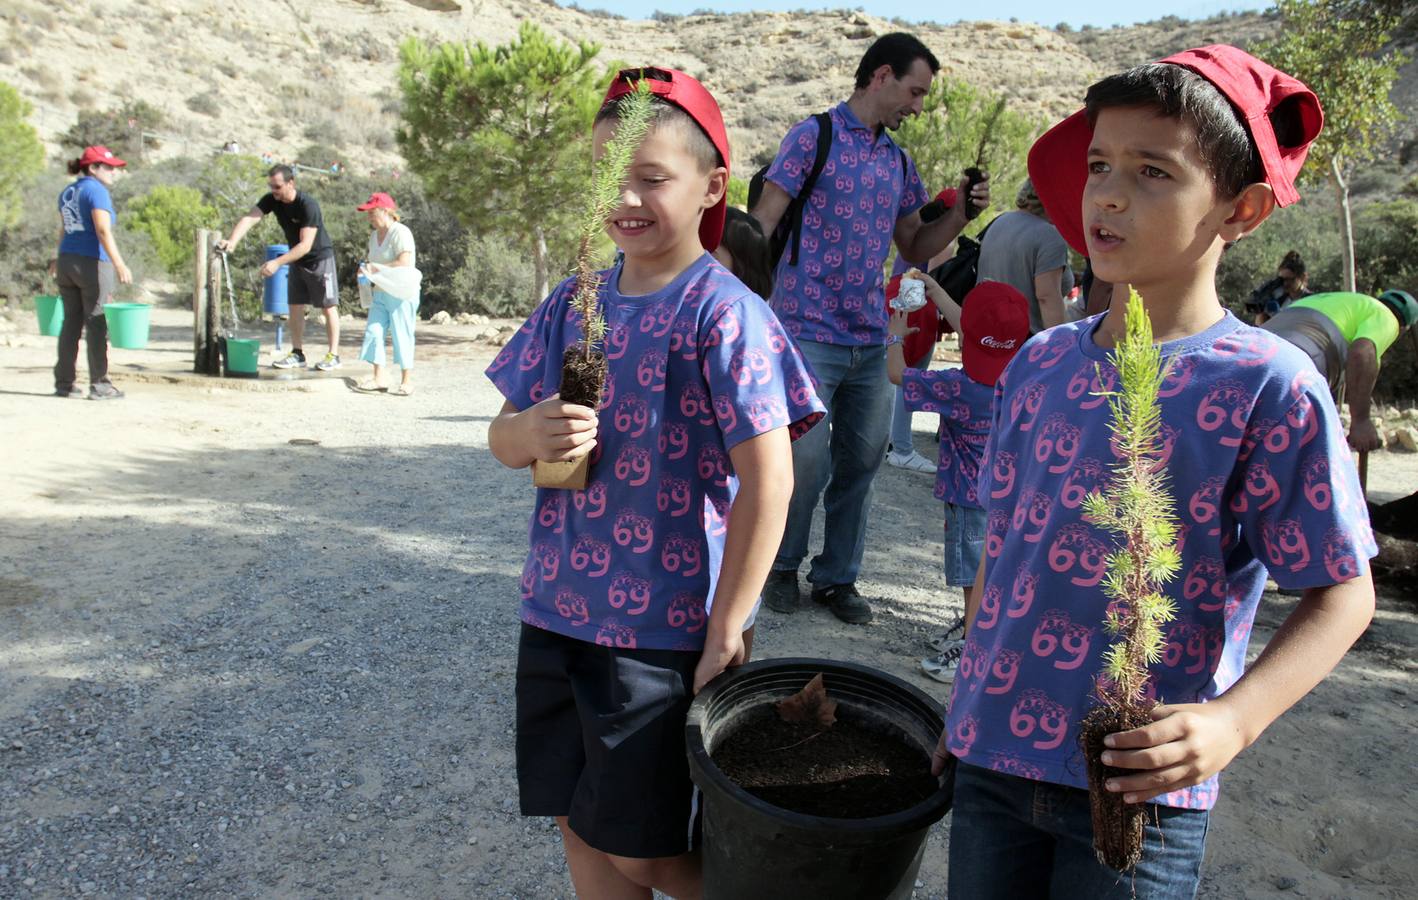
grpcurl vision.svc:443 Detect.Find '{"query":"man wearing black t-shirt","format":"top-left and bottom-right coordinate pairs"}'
top-left (217, 165), bottom-right (341, 370)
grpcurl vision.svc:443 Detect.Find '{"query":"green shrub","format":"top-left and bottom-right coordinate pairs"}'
top-left (127, 185), bottom-right (219, 276)
top-left (0, 81), bottom-right (45, 231)
top-left (450, 233), bottom-right (537, 318)
top-left (60, 100), bottom-right (165, 161)
top-left (726, 175), bottom-right (748, 211)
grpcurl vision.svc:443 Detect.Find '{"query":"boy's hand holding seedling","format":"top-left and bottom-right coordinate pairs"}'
top-left (489, 395), bottom-right (598, 470)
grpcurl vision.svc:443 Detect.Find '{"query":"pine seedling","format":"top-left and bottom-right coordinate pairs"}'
top-left (1079, 288), bottom-right (1183, 870)
top-left (570, 81), bottom-right (654, 360)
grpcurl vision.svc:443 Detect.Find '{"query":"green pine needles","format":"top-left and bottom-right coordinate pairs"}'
top-left (571, 81), bottom-right (655, 359)
top-left (1081, 289), bottom-right (1182, 707)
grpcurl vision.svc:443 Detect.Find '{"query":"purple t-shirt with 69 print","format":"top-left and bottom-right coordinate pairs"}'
top-left (486, 253), bottom-right (824, 652)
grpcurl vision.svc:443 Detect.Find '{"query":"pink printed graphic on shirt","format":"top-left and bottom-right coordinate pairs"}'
top-left (1030, 609), bottom-right (1093, 671)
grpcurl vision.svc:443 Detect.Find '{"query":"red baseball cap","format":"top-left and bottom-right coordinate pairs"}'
top-left (961, 281), bottom-right (1029, 387)
top-left (356, 192), bottom-right (397, 211)
top-left (1028, 44), bottom-right (1323, 256)
top-left (78, 145), bottom-right (126, 169)
top-left (602, 67), bottom-right (731, 252)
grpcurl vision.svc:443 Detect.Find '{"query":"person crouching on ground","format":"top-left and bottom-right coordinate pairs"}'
top-left (50, 145), bottom-right (132, 400)
top-left (354, 192), bottom-right (418, 396)
top-left (485, 68), bottom-right (823, 898)
top-left (886, 276), bottom-right (1029, 683)
top-left (215, 165), bottom-right (342, 371)
top-left (938, 46), bottom-right (1376, 897)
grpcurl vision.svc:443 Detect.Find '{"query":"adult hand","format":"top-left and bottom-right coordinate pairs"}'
top-left (47, 258), bottom-right (57, 279)
top-left (259, 259), bottom-right (280, 279)
top-left (520, 393), bottom-right (599, 462)
top-left (692, 630), bottom-right (745, 695)
top-left (959, 171), bottom-right (991, 218)
top-left (1099, 702), bottom-right (1248, 804)
top-left (214, 238), bottom-right (231, 253)
top-left (1348, 418), bottom-right (1382, 453)
top-left (114, 261), bottom-right (133, 285)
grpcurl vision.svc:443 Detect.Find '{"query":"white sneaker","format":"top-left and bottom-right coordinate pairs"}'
top-left (921, 644), bottom-right (963, 683)
top-left (929, 614), bottom-right (967, 652)
top-left (887, 448), bottom-right (935, 473)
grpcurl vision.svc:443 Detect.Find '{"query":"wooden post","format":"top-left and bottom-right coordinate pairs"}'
top-left (206, 236), bottom-right (222, 376)
top-left (193, 229), bottom-right (210, 373)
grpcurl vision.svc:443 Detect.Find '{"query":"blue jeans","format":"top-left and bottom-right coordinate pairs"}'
top-left (889, 348), bottom-right (933, 452)
top-left (359, 290), bottom-right (418, 370)
top-left (949, 762), bottom-right (1209, 899)
top-left (775, 338), bottom-right (894, 587)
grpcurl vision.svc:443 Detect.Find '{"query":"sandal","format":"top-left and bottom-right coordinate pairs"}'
top-left (390, 384), bottom-right (414, 396)
top-left (354, 380), bottom-right (387, 393)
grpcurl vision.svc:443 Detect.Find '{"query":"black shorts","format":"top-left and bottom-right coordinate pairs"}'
top-left (515, 623), bottom-right (702, 859)
top-left (288, 255), bottom-right (339, 308)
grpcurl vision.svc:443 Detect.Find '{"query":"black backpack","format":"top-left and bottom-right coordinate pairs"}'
top-left (748, 112), bottom-right (834, 269)
top-left (928, 216), bottom-right (998, 310)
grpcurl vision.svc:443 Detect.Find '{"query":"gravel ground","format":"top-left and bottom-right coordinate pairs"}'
top-left (2, 304), bottom-right (1416, 898)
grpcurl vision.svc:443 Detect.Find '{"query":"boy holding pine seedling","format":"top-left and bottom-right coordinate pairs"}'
top-left (934, 46), bottom-right (1377, 897)
top-left (485, 69), bottom-right (823, 898)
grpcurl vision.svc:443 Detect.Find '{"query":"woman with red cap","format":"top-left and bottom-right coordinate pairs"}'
top-left (353, 192), bottom-right (419, 395)
top-left (49, 145), bottom-right (132, 400)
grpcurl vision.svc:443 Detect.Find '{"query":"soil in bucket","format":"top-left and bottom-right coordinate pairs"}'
top-left (34, 295), bottom-right (64, 336)
top-left (712, 705), bottom-right (938, 818)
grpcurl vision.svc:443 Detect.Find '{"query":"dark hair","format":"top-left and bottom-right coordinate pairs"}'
top-left (717, 208), bottom-right (773, 299)
top-left (594, 94), bottom-right (721, 172)
top-left (1279, 249), bottom-right (1306, 277)
top-left (268, 164), bottom-right (295, 183)
top-left (1085, 63), bottom-right (1274, 200)
top-left (854, 33), bottom-right (940, 89)
top-left (66, 158), bottom-right (100, 177)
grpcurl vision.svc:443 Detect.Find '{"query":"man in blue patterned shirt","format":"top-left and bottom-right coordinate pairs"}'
top-left (752, 33), bottom-right (989, 623)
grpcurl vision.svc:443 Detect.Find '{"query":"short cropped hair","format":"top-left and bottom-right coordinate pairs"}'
top-left (594, 95), bottom-right (721, 173)
top-left (1084, 63), bottom-right (1305, 201)
top-left (854, 33), bottom-right (940, 89)
top-left (268, 164), bottom-right (295, 183)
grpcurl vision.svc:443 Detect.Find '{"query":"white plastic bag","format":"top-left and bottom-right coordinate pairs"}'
top-left (366, 266), bottom-right (422, 303)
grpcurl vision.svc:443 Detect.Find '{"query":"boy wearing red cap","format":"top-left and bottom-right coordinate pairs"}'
top-left (887, 276), bottom-right (1029, 683)
top-left (938, 47), bottom-right (1376, 896)
top-left (485, 69), bottom-right (823, 897)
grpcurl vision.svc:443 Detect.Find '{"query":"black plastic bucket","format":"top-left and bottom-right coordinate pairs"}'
top-left (686, 658), bottom-right (954, 899)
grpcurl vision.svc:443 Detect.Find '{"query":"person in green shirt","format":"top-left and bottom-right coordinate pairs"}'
top-left (1261, 289), bottom-right (1417, 451)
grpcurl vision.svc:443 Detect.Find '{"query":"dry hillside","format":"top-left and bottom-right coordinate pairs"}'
top-left (1, 1), bottom-right (1412, 181)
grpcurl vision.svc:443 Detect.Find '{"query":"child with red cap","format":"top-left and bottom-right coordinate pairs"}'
top-left (485, 68), bottom-right (823, 897)
top-left (887, 275), bottom-right (1029, 683)
top-left (936, 46), bottom-right (1376, 896)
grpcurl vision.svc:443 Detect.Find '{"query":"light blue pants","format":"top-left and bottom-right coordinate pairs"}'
top-left (774, 338), bottom-right (894, 587)
top-left (359, 290), bottom-right (418, 370)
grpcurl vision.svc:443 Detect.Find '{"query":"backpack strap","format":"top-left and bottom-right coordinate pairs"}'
top-left (786, 111), bottom-right (834, 266)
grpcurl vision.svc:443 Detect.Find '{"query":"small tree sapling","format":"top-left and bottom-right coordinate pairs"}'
top-left (1079, 289), bottom-right (1183, 871)
top-left (533, 82), bottom-right (655, 489)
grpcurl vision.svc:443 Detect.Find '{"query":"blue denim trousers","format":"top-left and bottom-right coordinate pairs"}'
top-left (359, 290), bottom-right (419, 370)
top-left (774, 338), bottom-right (894, 587)
top-left (949, 762), bottom-right (1209, 899)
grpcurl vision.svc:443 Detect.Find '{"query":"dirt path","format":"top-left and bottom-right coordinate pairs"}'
top-left (2, 304), bottom-right (1416, 897)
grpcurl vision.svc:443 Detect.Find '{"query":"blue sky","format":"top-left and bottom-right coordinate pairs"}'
top-left (574, 1), bottom-right (1273, 30)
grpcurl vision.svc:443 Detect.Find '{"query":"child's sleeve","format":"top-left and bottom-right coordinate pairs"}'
top-left (483, 279), bottom-right (573, 411)
top-left (901, 367), bottom-right (961, 416)
top-left (764, 117), bottom-right (823, 200)
top-left (1234, 372), bottom-right (1377, 589)
top-left (700, 296), bottom-right (825, 450)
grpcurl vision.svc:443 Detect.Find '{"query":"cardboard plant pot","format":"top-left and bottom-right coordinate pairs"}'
top-left (532, 343), bottom-right (607, 490)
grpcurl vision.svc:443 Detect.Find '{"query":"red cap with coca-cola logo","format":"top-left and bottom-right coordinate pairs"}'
top-left (961, 281), bottom-right (1029, 387)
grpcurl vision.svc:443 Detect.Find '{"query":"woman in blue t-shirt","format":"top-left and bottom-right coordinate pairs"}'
top-left (49, 145), bottom-right (133, 400)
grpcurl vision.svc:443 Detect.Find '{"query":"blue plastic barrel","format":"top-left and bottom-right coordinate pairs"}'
top-left (263, 244), bottom-right (290, 315)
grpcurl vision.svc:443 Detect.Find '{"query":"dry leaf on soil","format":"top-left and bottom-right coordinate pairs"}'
top-left (775, 673), bottom-right (838, 729)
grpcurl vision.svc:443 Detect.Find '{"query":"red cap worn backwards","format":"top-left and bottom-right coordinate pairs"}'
top-left (602, 67), bottom-right (731, 252)
top-left (1027, 44), bottom-right (1324, 256)
top-left (961, 281), bottom-right (1029, 388)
